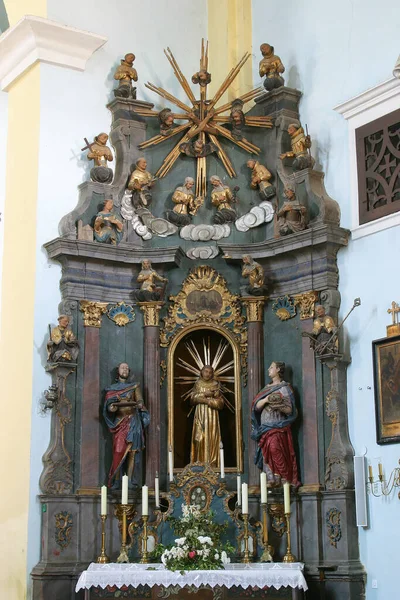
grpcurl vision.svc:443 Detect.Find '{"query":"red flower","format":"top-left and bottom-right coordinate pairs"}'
top-left (188, 550), bottom-right (197, 559)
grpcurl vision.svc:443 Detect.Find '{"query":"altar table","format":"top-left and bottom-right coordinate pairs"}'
top-left (76, 562), bottom-right (307, 599)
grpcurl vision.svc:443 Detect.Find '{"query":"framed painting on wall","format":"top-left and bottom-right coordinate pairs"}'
top-left (373, 334), bottom-right (400, 444)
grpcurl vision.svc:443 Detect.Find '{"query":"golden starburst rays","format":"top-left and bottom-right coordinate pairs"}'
top-left (175, 337), bottom-right (235, 414)
top-left (134, 39), bottom-right (273, 203)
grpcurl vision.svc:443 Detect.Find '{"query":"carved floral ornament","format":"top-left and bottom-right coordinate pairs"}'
top-left (80, 300), bottom-right (108, 327)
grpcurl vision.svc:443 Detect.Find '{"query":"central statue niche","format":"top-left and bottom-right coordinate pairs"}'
top-left (169, 326), bottom-right (241, 471)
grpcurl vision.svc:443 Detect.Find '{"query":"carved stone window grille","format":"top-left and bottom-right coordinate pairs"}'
top-left (356, 108), bottom-right (400, 225)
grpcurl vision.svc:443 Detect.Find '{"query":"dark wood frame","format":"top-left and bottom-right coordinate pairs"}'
top-left (356, 107), bottom-right (400, 225)
top-left (372, 334), bottom-right (400, 444)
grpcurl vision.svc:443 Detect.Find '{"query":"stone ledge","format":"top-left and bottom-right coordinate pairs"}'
top-left (44, 237), bottom-right (185, 266)
top-left (219, 224), bottom-right (349, 260)
top-left (0, 15), bottom-right (107, 90)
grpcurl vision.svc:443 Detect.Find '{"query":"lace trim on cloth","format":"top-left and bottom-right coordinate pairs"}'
top-left (75, 563), bottom-right (308, 592)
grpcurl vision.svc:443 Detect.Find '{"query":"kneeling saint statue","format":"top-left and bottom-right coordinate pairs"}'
top-left (190, 365), bottom-right (224, 467)
top-left (251, 361), bottom-right (300, 487)
top-left (103, 362), bottom-right (150, 489)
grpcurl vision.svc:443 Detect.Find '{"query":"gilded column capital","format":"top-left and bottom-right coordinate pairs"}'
top-left (80, 300), bottom-right (108, 327)
top-left (242, 296), bottom-right (267, 322)
top-left (293, 291), bottom-right (319, 320)
top-left (138, 301), bottom-right (164, 327)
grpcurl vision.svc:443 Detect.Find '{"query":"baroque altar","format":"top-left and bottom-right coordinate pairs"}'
top-left (32, 39), bottom-right (365, 600)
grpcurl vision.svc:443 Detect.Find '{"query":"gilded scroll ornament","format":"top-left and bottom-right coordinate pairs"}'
top-left (272, 296), bottom-right (296, 321)
top-left (160, 265), bottom-right (246, 348)
top-left (160, 359), bottom-right (167, 388)
top-left (242, 297), bottom-right (266, 323)
top-left (268, 503), bottom-right (287, 537)
top-left (107, 302), bottom-right (136, 327)
top-left (80, 300), bottom-right (108, 328)
top-left (55, 512), bottom-right (73, 550)
top-left (293, 291), bottom-right (318, 320)
top-left (139, 302), bottom-right (164, 327)
top-left (326, 507), bottom-right (342, 548)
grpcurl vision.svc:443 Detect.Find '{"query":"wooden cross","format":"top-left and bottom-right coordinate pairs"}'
top-left (387, 301), bottom-right (400, 325)
top-left (81, 137), bottom-right (95, 152)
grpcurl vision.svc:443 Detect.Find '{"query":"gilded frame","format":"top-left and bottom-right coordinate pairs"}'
top-left (167, 323), bottom-right (243, 472)
top-left (373, 334), bottom-right (400, 444)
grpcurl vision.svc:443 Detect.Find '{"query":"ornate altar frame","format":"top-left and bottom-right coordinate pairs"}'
top-left (163, 266), bottom-right (245, 473)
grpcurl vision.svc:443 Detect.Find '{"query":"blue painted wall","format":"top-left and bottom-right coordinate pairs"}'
top-left (252, 1), bottom-right (400, 598)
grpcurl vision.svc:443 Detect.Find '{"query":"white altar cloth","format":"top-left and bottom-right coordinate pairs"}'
top-left (76, 562), bottom-right (308, 592)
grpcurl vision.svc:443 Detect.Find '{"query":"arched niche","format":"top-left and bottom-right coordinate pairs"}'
top-left (167, 323), bottom-right (243, 473)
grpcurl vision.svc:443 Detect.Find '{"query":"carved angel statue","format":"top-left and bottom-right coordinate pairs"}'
top-left (280, 123), bottom-right (314, 171)
top-left (247, 159), bottom-right (276, 201)
top-left (259, 43), bottom-right (285, 91)
top-left (127, 158), bottom-right (156, 208)
top-left (113, 53), bottom-right (138, 99)
top-left (47, 315), bottom-right (79, 363)
top-left (86, 132), bottom-right (114, 184)
top-left (135, 260), bottom-right (168, 301)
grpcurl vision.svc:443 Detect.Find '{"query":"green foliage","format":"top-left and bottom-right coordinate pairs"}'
top-left (155, 504), bottom-right (234, 572)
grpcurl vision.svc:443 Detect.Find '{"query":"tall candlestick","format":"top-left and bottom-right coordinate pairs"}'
top-left (283, 482), bottom-right (291, 514)
top-left (260, 472), bottom-right (267, 504)
top-left (378, 463), bottom-right (383, 479)
top-left (242, 482), bottom-right (248, 514)
top-left (368, 465), bottom-right (373, 481)
top-left (101, 485), bottom-right (107, 516)
top-left (168, 446), bottom-right (174, 482)
top-left (237, 472), bottom-right (242, 506)
top-left (121, 475), bottom-right (129, 505)
top-left (142, 485), bottom-right (149, 516)
top-left (219, 442), bottom-right (225, 479)
top-left (155, 472), bottom-right (160, 508)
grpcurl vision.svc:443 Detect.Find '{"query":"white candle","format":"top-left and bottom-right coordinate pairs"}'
top-left (101, 485), bottom-right (107, 516)
top-left (283, 482), bottom-right (291, 514)
top-left (237, 473), bottom-right (242, 506)
top-left (121, 475), bottom-right (128, 505)
top-left (168, 446), bottom-right (174, 482)
top-left (142, 485), bottom-right (149, 516)
top-left (219, 442), bottom-right (225, 479)
top-left (260, 472), bottom-right (267, 504)
top-left (241, 482), bottom-right (248, 514)
top-left (155, 472), bottom-right (160, 508)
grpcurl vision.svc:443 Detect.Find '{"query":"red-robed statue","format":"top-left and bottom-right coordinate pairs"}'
top-left (251, 361), bottom-right (300, 487)
top-left (103, 362), bottom-right (150, 489)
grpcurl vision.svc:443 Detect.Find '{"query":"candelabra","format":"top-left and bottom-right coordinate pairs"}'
top-left (97, 515), bottom-right (110, 564)
top-left (140, 515), bottom-right (150, 563)
top-left (242, 514), bottom-right (251, 564)
top-left (260, 503), bottom-right (274, 562)
top-left (369, 460), bottom-right (400, 499)
top-left (283, 513), bottom-right (296, 563)
top-left (117, 505), bottom-right (130, 563)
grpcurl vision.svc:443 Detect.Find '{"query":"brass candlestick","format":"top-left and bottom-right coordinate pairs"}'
top-left (117, 505), bottom-right (130, 563)
top-left (140, 515), bottom-right (150, 563)
top-left (97, 515), bottom-right (110, 564)
top-left (260, 503), bottom-right (274, 562)
top-left (283, 513), bottom-right (296, 563)
top-left (242, 514), bottom-right (251, 563)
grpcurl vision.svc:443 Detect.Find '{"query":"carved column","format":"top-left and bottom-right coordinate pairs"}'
top-left (139, 302), bottom-right (163, 486)
top-left (39, 363), bottom-right (76, 495)
top-left (294, 291), bottom-right (322, 490)
top-left (242, 297), bottom-right (266, 489)
top-left (78, 301), bottom-right (108, 492)
top-left (321, 355), bottom-right (354, 490)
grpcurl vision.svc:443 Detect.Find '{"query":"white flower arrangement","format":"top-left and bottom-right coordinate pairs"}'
top-left (156, 504), bottom-right (233, 571)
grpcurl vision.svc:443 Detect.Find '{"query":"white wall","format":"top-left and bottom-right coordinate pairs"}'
top-left (27, 0), bottom-right (207, 592)
top-left (252, 1), bottom-right (400, 599)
